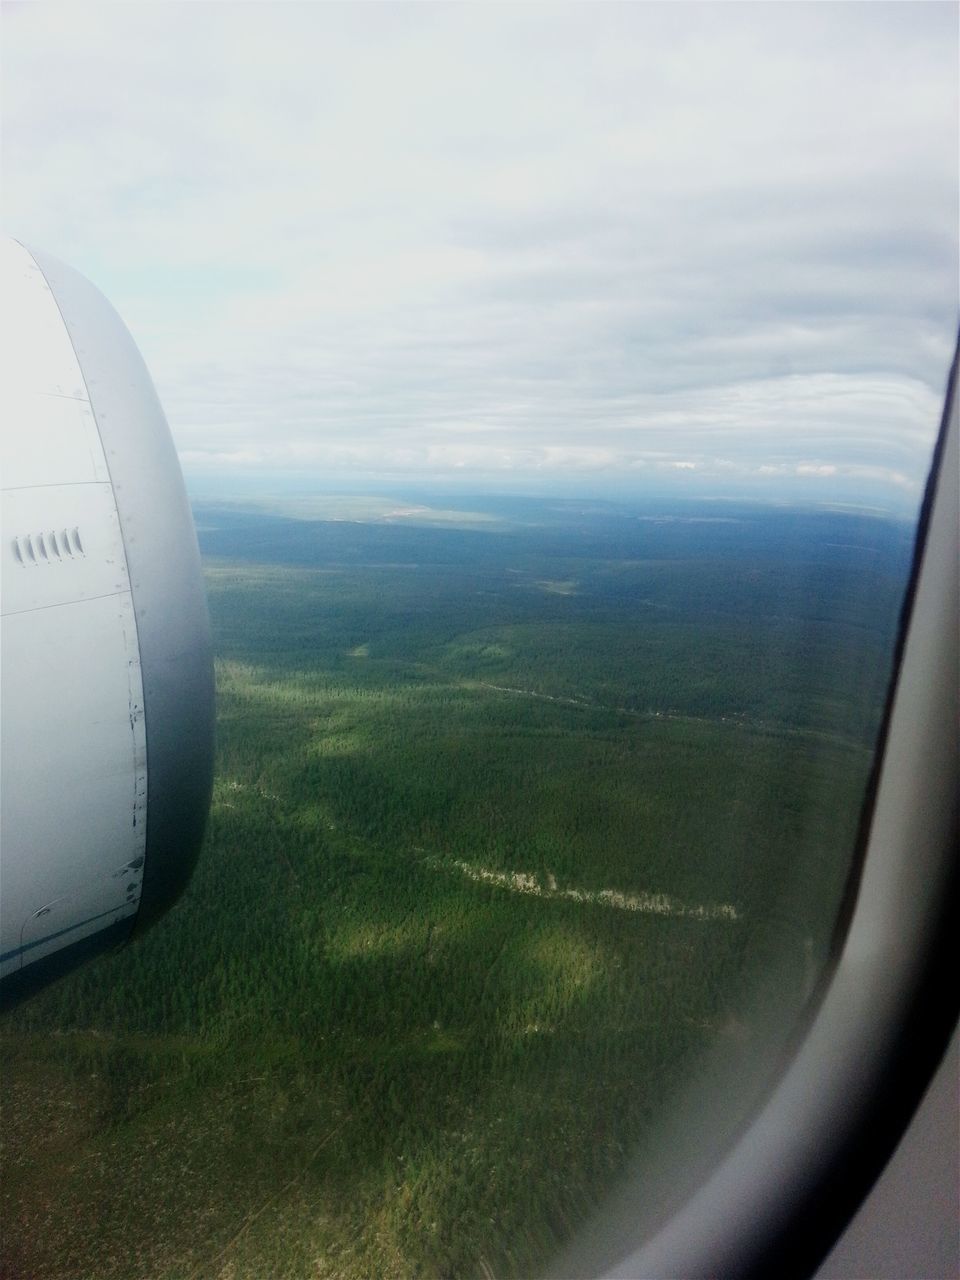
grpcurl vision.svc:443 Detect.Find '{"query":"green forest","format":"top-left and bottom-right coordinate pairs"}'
top-left (0, 496), bottom-right (913, 1279)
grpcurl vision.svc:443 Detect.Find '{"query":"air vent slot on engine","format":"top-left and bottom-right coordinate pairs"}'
top-left (12, 527), bottom-right (86, 566)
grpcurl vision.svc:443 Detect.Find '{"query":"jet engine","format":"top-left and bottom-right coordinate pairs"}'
top-left (0, 238), bottom-right (214, 1009)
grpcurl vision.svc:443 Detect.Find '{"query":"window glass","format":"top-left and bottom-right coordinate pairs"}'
top-left (2, 5), bottom-right (956, 1278)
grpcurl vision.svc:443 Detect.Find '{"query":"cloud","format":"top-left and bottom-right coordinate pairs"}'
top-left (3, 2), bottom-right (956, 510)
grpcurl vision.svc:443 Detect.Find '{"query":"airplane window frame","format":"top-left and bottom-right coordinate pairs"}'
top-left (552, 343), bottom-right (959, 1280)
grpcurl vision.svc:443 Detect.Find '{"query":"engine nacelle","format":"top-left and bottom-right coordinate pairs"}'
top-left (0, 238), bottom-right (214, 1009)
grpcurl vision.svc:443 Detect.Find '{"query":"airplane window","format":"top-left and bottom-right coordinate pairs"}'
top-left (1, 5), bottom-right (956, 1279)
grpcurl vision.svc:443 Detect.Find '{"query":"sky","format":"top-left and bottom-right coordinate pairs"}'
top-left (2, 2), bottom-right (957, 511)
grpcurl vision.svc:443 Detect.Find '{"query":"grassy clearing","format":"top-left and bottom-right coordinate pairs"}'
top-left (0, 501), bottom-right (908, 1278)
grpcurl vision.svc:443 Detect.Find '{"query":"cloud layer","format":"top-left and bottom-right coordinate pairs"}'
top-left (3, 3), bottom-right (957, 508)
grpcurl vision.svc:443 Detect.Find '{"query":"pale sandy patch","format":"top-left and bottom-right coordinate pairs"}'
top-left (430, 857), bottom-right (739, 922)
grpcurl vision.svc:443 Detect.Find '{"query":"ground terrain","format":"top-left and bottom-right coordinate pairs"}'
top-left (0, 494), bottom-right (912, 1279)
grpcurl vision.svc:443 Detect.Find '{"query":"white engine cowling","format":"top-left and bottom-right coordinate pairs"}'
top-left (0, 238), bottom-right (214, 1008)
